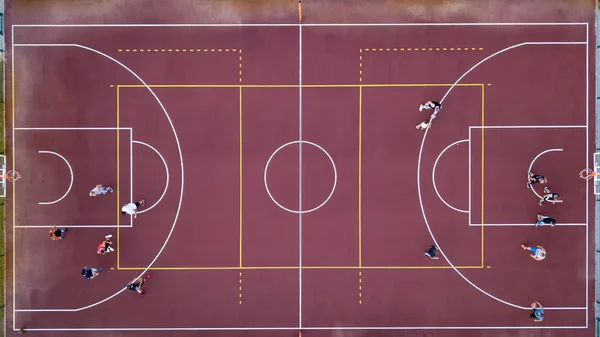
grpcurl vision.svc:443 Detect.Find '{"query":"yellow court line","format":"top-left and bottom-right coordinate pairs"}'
top-left (239, 86), bottom-right (243, 268)
top-left (116, 83), bottom-right (485, 89)
top-left (116, 85), bottom-right (120, 269)
top-left (117, 265), bottom-right (484, 271)
top-left (481, 84), bottom-right (485, 267)
top-left (358, 86), bottom-right (362, 267)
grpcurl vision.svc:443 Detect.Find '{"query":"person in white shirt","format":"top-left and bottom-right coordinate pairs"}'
top-left (121, 199), bottom-right (146, 218)
top-left (90, 184), bottom-right (113, 196)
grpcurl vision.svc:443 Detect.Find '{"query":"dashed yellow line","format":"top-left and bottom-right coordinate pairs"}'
top-left (362, 47), bottom-right (483, 52)
top-left (358, 272), bottom-right (362, 304)
top-left (239, 49), bottom-right (243, 83)
top-left (359, 49), bottom-right (363, 82)
top-left (239, 272), bottom-right (243, 304)
top-left (118, 48), bottom-right (240, 53)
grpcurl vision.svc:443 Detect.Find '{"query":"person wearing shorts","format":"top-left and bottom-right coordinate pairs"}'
top-left (97, 234), bottom-right (115, 255)
top-left (49, 226), bottom-right (68, 240)
top-left (90, 184), bottom-right (114, 197)
top-left (81, 267), bottom-right (102, 279)
top-left (536, 214), bottom-right (556, 227)
top-left (424, 245), bottom-right (439, 259)
top-left (520, 244), bottom-right (546, 261)
top-left (419, 101), bottom-right (442, 114)
top-left (416, 113), bottom-right (436, 130)
top-left (530, 301), bottom-right (544, 322)
top-left (121, 199), bottom-right (146, 218)
top-left (128, 274), bottom-right (151, 295)
top-left (539, 187), bottom-right (561, 205)
top-left (527, 172), bottom-right (547, 188)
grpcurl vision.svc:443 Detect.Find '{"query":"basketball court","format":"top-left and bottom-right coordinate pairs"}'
top-left (2, 1), bottom-right (597, 336)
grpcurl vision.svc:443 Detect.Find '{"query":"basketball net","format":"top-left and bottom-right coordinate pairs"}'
top-left (579, 168), bottom-right (596, 180)
top-left (4, 170), bottom-right (21, 182)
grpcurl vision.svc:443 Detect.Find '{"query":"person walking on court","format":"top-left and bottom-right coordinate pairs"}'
top-left (539, 187), bottom-right (561, 205)
top-left (520, 244), bottom-right (546, 261)
top-left (89, 184), bottom-right (114, 197)
top-left (97, 234), bottom-right (115, 255)
top-left (535, 213), bottom-right (556, 227)
top-left (424, 245), bottom-right (439, 259)
top-left (49, 226), bottom-right (68, 240)
top-left (128, 274), bottom-right (151, 295)
top-left (530, 301), bottom-right (544, 322)
top-left (416, 113), bottom-right (436, 131)
top-left (527, 172), bottom-right (547, 188)
top-left (419, 100), bottom-right (442, 114)
top-left (81, 266), bottom-right (102, 279)
top-left (121, 199), bottom-right (146, 218)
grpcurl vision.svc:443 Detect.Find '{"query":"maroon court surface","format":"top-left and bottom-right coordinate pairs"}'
top-left (3, 0), bottom-right (597, 336)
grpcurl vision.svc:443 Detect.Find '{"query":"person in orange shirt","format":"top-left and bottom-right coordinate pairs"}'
top-left (49, 226), bottom-right (68, 240)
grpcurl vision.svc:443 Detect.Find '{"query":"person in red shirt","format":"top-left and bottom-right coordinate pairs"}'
top-left (97, 234), bottom-right (114, 255)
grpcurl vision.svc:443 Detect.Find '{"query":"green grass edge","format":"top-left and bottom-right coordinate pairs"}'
top-left (1, 50), bottom-right (6, 333)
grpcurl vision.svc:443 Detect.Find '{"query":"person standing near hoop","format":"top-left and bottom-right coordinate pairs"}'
top-left (121, 199), bottom-right (146, 218)
top-left (535, 213), bottom-right (556, 227)
top-left (539, 187), bottom-right (561, 205)
top-left (527, 172), bottom-right (547, 188)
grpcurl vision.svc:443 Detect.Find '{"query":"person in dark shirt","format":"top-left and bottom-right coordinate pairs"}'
top-left (49, 226), bottom-right (68, 240)
top-left (128, 274), bottom-right (151, 295)
top-left (527, 172), bottom-right (547, 188)
top-left (539, 187), bottom-right (561, 205)
top-left (81, 267), bottom-right (102, 279)
top-left (419, 101), bottom-right (442, 113)
top-left (424, 245), bottom-right (439, 260)
top-left (535, 214), bottom-right (556, 227)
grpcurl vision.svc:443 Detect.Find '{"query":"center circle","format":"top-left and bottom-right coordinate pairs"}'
top-left (264, 140), bottom-right (337, 214)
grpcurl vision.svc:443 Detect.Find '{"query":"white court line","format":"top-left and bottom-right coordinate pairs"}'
top-left (469, 125), bottom-right (586, 129)
top-left (297, 24), bottom-right (303, 330)
top-left (12, 22), bottom-right (587, 27)
top-left (584, 22), bottom-right (589, 324)
top-left (469, 223), bottom-right (586, 227)
top-left (37, 151), bottom-right (74, 205)
top-left (14, 324), bottom-right (587, 332)
top-left (527, 148), bottom-right (563, 199)
top-left (432, 139), bottom-right (469, 213)
top-left (15, 127), bottom-right (132, 130)
top-left (13, 44), bottom-right (185, 314)
top-left (15, 225), bottom-right (132, 228)
top-left (419, 41), bottom-right (588, 312)
top-left (264, 140), bottom-right (337, 214)
top-left (133, 141), bottom-right (169, 214)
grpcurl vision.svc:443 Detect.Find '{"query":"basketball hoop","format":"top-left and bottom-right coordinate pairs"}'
top-left (579, 168), bottom-right (596, 180)
top-left (4, 170), bottom-right (21, 182)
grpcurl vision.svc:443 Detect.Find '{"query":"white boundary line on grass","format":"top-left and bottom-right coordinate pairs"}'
top-left (12, 44), bottom-right (185, 318)
top-left (37, 151), bottom-right (73, 205)
top-left (432, 139), bottom-right (469, 213)
top-left (419, 41), bottom-right (588, 312)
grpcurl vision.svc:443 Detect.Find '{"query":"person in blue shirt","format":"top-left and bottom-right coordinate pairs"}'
top-left (536, 213), bottom-right (556, 227)
top-left (81, 267), bottom-right (102, 279)
top-left (530, 301), bottom-right (544, 322)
